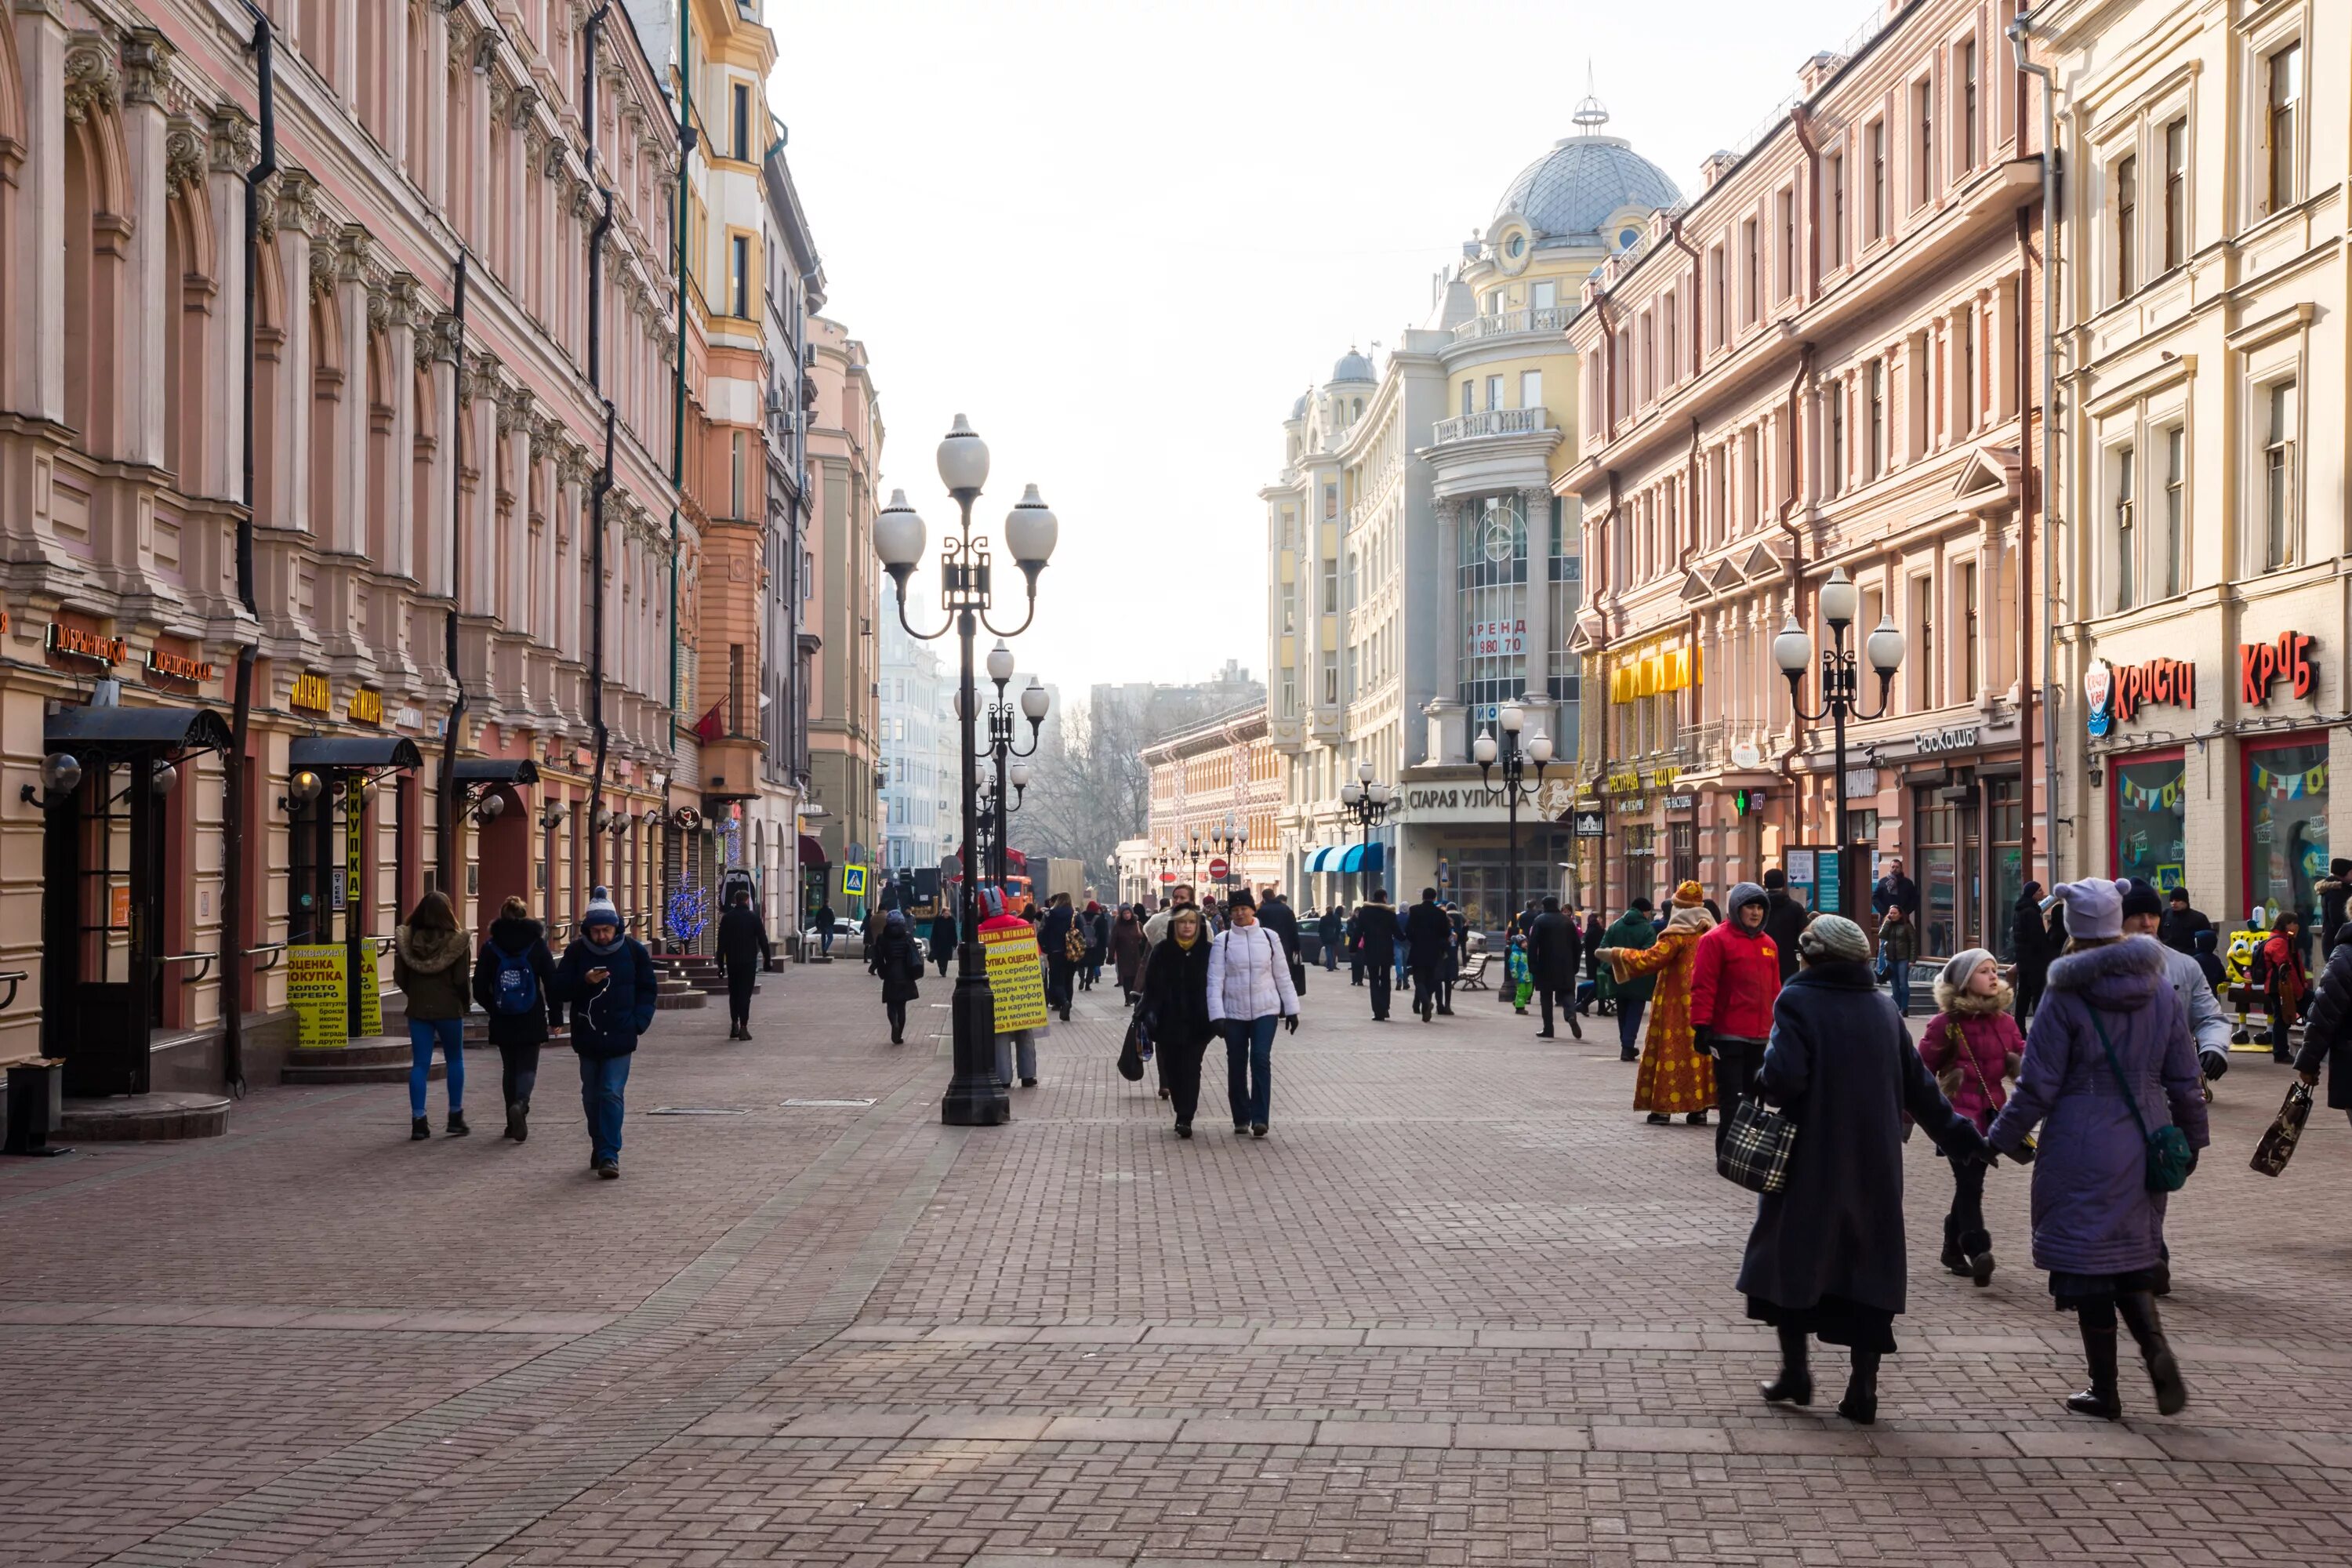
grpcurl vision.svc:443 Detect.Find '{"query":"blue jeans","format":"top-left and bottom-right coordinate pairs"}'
top-left (408, 1017), bottom-right (464, 1118)
top-left (1616, 996), bottom-right (1648, 1058)
top-left (819, 931), bottom-right (834, 956)
top-left (1223, 1015), bottom-right (1276, 1127)
top-left (1322, 946), bottom-right (1337, 971)
top-left (1889, 962), bottom-right (1913, 1017)
top-left (578, 1052), bottom-right (632, 1163)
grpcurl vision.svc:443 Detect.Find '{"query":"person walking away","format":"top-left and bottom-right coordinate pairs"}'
top-left (2119, 879), bottom-right (2234, 1093)
top-left (1040, 891), bottom-right (1082, 1022)
top-left (1140, 906), bottom-right (1216, 1137)
top-left (1206, 890), bottom-right (1298, 1137)
top-left (1317, 904), bottom-right (1344, 972)
top-left (394, 891), bottom-right (473, 1142)
top-left (1986, 879), bottom-right (2207, 1420)
top-left (473, 895), bottom-right (557, 1143)
top-left (2261, 910), bottom-right (2310, 1062)
top-left (1442, 903), bottom-right (1468, 1014)
top-left (1690, 881), bottom-right (1781, 1150)
top-left (1346, 904), bottom-right (1367, 985)
top-left (1918, 949), bottom-right (2024, 1285)
top-left (2190, 927), bottom-right (2225, 996)
top-left (1403, 887), bottom-right (1453, 1022)
top-left (1526, 896), bottom-right (1584, 1040)
top-left (1878, 906), bottom-right (1918, 1017)
top-left (1080, 899), bottom-right (1109, 992)
top-left (1581, 908), bottom-right (1608, 1014)
top-left (2158, 887), bottom-right (2211, 956)
top-left (2320, 859), bottom-right (2352, 957)
top-left (2012, 881), bottom-right (2053, 1024)
top-left (1351, 891), bottom-right (1403, 1021)
top-left (1744, 916), bottom-right (1991, 1425)
top-left (1595, 899), bottom-right (1657, 1059)
top-left (2294, 919), bottom-right (2352, 1127)
top-left (1871, 856), bottom-right (1919, 922)
top-left (869, 909), bottom-right (924, 1044)
top-left (1112, 904), bottom-right (1148, 1004)
top-left (1598, 881), bottom-right (1716, 1126)
top-left (1760, 869), bottom-right (1806, 985)
top-left (927, 902), bottom-right (956, 977)
top-left (713, 886), bottom-right (772, 1040)
top-left (1258, 887), bottom-right (1302, 982)
top-left (552, 889), bottom-right (660, 1178)
top-left (814, 899), bottom-right (837, 958)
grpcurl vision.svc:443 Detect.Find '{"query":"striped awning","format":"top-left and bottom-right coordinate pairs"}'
top-left (1305, 846), bottom-right (1335, 873)
top-left (1338, 842), bottom-right (1387, 874)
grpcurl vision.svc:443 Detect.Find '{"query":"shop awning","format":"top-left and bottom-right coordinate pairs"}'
top-left (46, 703), bottom-right (233, 757)
top-left (798, 833), bottom-right (828, 866)
top-left (289, 735), bottom-right (424, 771)
top-left (452, 757), bottom-right (540, 786)
top-left (1338, 842), bottom-right (1386, 874)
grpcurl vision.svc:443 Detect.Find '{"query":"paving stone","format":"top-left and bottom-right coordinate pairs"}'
top-left (1029, 1324), bottom-right (1148, 1344)
top-left (2010, 1427), bottom-right (2169, 1460)
top-left (1452, 1422), bottom-right (1593, 1452)
top-left (1312, 1420), bottom-right (1454, 1447)
top-left (1254, 1327), bottom-right (1366, 1346)
top-left (1141, 1324), bottom-right (1258, 1345)
top-left (1363, 1327), bottom-right (1477, 1347)
top-left (780, 1410), bottom-right (924, 1440)
top-left (908, 1414), bottom-right (1055, 1441)
top-left (1174, 1417), bottom-right (1319, 1446)
top-left (1591, 1423), bottom-right (1734, 1454)
top-left (1040, 1416), bottom-right (1185, 1443)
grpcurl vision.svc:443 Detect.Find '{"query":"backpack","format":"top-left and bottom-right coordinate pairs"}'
top-left (2249, 938), bottom-right (2273, 990)
top-left (1062, 920), bottom-right (1087, 963)
top-left (491, 941), bottom-right (539, 1016)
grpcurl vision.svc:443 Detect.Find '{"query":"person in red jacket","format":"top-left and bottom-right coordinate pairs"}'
top-left (1690, 880), bottom-right (1784, 1152)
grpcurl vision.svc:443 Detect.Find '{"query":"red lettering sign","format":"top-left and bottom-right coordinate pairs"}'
top-left (2110, 658), bottom-right (2196, 724)
top-left (2241, 631), bottom-right (2316, 707)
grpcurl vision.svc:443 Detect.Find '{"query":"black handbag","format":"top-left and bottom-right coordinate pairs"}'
top-left (1116, 1013), bottom-right (1148, 1082)
top-left (1717, 1095), bottom-right (1797, 1193)
top-left (1289, 959), bottom-right (1307, 996)
top-left (2251, 1080), bottom-right (2314, 1177)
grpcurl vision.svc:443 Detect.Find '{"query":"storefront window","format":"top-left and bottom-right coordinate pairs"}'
top-left (1988, 778), bottom-right (2024, 960)
top-left (1913, 789), bottom-right (1979, 960)
top-left (1457, 495), bottom-right (1526, 749)
top-left (2245, 739), bottom-right (2328, 936)
top-left (2111, 751), bottom-right (2185, 891)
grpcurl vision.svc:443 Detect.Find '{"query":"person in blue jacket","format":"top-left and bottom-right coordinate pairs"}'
top-left (551, 887), bottom-right (659, 1179)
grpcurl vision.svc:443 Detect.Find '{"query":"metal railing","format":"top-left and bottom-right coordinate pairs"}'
top-left (1431, 407), bottom-right (1551, 446)
top-left (1450, 306), bottom-right (1575, 343)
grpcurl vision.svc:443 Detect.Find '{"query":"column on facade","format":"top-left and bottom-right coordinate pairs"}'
top-left (201, 111), bottom-right (255, 510)
top-left (269, 176), bottom-right (318, 535)
top-left (423, 0), bottom-right (450, 212)
top-left (466, 31), bottom-right (491, 252)
top-left (502, 394), bottom-right (533, 632)
top-left (1519, 486), bottom-right (1551, 714)
top-left (13, 5), bottom-right (64, 419)
top-left (423, 311), bottom-right (456, 601)
top-left (464, 359), bottom-right (498, 618)
top-left (1985, 283), bottom-right (2014, 423)
top-left (383, 0), bottom-right (409, 180)
top-left (328, 227), bottom-right (372, 556)
top-left (332, 0), bottom-right (359, 110)
top-left (118, 31), bottom-right (170, 470)
top-left (381, 277), bottom-right (418, 581)
top-left (1435, 499), bottom-right (1461, 709)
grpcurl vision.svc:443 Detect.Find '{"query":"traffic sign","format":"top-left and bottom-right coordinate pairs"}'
top-left (842, 864), bottom-right (868, 896)
top-left (1207, 857), bottom-right (1230, 880)
top-left (1159, 870), bottom-right (1176, 884)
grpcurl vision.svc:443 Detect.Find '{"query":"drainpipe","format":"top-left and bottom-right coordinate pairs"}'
top-left (225, 2), bottom-right (277, 1096)
top-left (1773, 344), bottom-right (1815, 840)
top-left (435, 253), bottom-right (468, 897)
top-left (583, 4), bottom-right (614, 891)
top-left (2013, 209), bottom-right (2038, 895)
top-left (2011, 14), bottom-right (2061, 884)
top-left (1592, 291), bottom-right (1619, 445)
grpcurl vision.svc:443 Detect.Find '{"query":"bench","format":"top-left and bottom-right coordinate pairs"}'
top-left (1455, 952), bottom-right (1495, 992)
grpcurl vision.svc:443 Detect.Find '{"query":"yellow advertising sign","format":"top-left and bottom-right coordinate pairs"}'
top-left (287, 944), bottom-right (348, 1049)
top-left (979, 924), bottom-right (1050, 1033)
top-left (291, 670), bottom-right (332, 713)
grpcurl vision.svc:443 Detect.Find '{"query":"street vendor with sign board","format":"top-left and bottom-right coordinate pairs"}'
top-left (978, 887), bottom-right (1051, 1088)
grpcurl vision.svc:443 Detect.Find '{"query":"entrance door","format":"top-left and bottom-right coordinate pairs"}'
top-left (42, 759), bottom-right (164, 1097)
top-left (1915, 789), bottom-right (1982, 958)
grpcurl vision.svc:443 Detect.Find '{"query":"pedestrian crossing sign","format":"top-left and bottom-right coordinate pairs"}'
top-left (843, 865), bottom-right (868, 897)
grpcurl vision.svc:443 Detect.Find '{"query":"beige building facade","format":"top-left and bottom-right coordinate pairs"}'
top-left (1135, 707), bottom-right (1282, 905)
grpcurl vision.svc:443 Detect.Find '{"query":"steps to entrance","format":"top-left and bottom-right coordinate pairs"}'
top-left (283, 1040), bottom-right (444, 1086)
top-left (58, 1091), bottom-right (230, 1141)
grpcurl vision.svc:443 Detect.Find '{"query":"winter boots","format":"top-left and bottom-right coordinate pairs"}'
top-left (2119, 1290), bottom-right (2189, 1415)
top-left (1760, 1325), bottom-right (1813, 1406)
top-left (2067, 1293), bottom-right (2186, 1418)
top-left (1838, 1348), bottom-right (1881, 1425)
top-left (2065, 1312), bottom-right (2122, 1419)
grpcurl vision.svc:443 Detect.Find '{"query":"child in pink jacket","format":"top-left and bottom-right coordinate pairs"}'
top-left (1919, 948), bottom-right (2027, 1286)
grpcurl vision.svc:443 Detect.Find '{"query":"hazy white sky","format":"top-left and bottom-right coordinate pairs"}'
top-left (774, 0), bottom-right (1879, 698)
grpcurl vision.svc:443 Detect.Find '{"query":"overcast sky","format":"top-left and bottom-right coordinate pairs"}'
top-left (773, 0), bottom-right (1881, 700)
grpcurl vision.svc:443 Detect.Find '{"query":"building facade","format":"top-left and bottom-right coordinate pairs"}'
top-left (1134, 707), bottom-right (1283, 905)
top-left (2039, 0), bottom-right (2347, 939)
top-left (1264, 96), bottom-right (1675, 926)
top-left (802, 315), bottom-right (882, 919)
top-left (878, 599), bottom-right (950, 881)
top-left (1566, 0), bottom-right (2050, 961)
top-left (0, 0), bottom-right (686, 1088)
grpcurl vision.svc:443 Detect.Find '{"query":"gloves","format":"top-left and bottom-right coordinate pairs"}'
top-left (1283, 1014), bottom-right (1298, 1035)
top-left (1693, 1026), bottom-right (1715, 1058)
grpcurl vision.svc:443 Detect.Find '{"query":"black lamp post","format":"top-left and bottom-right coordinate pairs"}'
top-left (1338, 760), bottom-right (1392, 898)
top-left (972, 641), bottom-right (1047, 885)
top-left (1475, 701), bottom-right (1553, 939)
top-left (873, 415), bottom-right (1059, 1127)
top-left (1210, 815), bottom-right (1248, 898)
top-left (1773, 564), bottom-right (1905, 920)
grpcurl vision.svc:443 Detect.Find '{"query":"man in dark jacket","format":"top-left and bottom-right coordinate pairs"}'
top-left (2157, 888), bottom-right (2211, 956)
top-left (2296, 927), bottom-right (2352, 1123)
top-left (1597, 900), bottom-right (1658, 1060)
top-left (713, 887), bottom-right (772, 1041)
top-left (1316, 906), bottom-right (1345, 971)
top-left (927, 905), bottom-right (956, 975)
top-left (473, 896), bottom-right (558, 1143)
top-left (2319, 860), bottom-right (2352, 956)
top-left (1403, 888), bottom-right (1454, 1022)
top-left (813, 901), bottom-right (837, 958)
top-left (1258, 887), bottom-right (1301, 970)
top-left (1040, 893), bottom-right (1080, 1021)
top-left (1870, 857), bottom-right (1919, 920)
top-left (1351, 891), bottom-right (1403, 1021)
top-left (1760, 868), bottom-right (1807, 983)
top-left (2012, 880), bottom-right (2053, 1022)
top-left (1526, 895), bottom-right (1583, 1040)
top-left (552, 888), bottom-right (660, 1179)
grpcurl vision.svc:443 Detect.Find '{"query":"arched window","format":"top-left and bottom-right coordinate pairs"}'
top-left (63, 111), bottom-right (129, 456)
top-left (308, 287), bottom-right (343, 539)
top-left (367, 332), bottom-right (396, 561)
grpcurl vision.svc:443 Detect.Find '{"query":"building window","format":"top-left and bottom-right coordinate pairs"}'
top-left (1486, 374), bottom-right (1503, 411)
top-left (2267, 41), bottom-right (2302, 213)
top-left (1520, 370), bottom-right (1542, 412)
top-left (1957, 39), bottom-right (1978, 172)
top-left (1912, 78), bottom-right (1934, 201)
top-left (2113, 442), bottom-right (2136, 612)
top-left (1741, 218), bottom-right (1759, 324)
top-left (2162, 118), bottom-right (2187, 270)
top-left (730, 430), bottom-right (747, 517)
top-left (2263, 380), bottom-right (2298, 569)
top-left (2115, 154), bottom-right (2137, 298)
top-left (1867, 119), bottom-right (1888, 238)
top-left (731, 82), bottom-right (752, 161)
top-left (1777, 187), bottom-right (1795, 299)
top-left (1828, 153), bottom-right (1846, 267)
top-left (1533, 280), bottom-right (1557, 311)
top-left (1460, 379), bottom-right (1473, 419)
top-left (1867, 360), bottom-right (1886, 477)
top-left (1958, 561), bottom-right (1980, 702)
top-left (2162, 425), bottom-right (2185, 597)
top-left (729, 234), bottom-right (751, 318)
top-left (1826, 383), bottom-right (1846, 498)
top-left (1708, 245), bottom-right (1727, 347)
top-left (1958, 309), bottom-right (1976, 434)
top-left (1911, 575), bottom-right (1936, 710)
top-left (1322, 553), bottom-right (1338, 614)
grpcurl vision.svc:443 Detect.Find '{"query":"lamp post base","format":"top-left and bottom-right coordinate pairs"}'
top-left (942, 967), bottom-right (1009, 1127)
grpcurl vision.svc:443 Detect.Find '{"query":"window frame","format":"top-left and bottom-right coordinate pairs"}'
top-left (2114, 152), bottom-right (2139, 299)
top-left (1866, 118), bottom-right (1889, 242)
top-left (2263, 37), bottom-right (2303, 216)
top-left (2111, 439), bottom-right (2137, 612)
top-left (2161, 116), bottom-right (2188, 272)
top-left (1910, 74), bottom-right (1936, 209)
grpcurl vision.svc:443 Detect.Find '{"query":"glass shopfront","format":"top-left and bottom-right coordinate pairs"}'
top-left (1446, 829), bottom-right (1570, 931)
top-left (1914, 787), bottom-right (1980, 960)
top-left (2245, 736), bottom-right (2328, 935)
top-left (2110, 750), bottom-right (2186, 891)
top-left (1988, 777), bottom-right (2025, 961)
top-left (1457, 495), bottom-right (1526, 749)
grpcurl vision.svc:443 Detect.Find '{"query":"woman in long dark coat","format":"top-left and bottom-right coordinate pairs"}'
top-left (1112, 905), bottom-right (1148, 1003)
top-left (1138, 906), bottom-right (1216, 1137)
top-left (2012, 880), bottom-right (2052, 1022)
top-left (869, 911), bottom-right (924, 1045)
top-left (1740, 914), bottom-right (1989, 1425)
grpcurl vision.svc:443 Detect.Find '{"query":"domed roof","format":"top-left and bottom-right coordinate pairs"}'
top-left (1328, 347), bottom-right (1376, 385)
top-left (1493, 96), bottom-right (1680, 245)
top-left (1290, 389), bottom-right (1310, 421)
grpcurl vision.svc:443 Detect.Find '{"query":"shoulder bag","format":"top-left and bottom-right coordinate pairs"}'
top-left (2088, 1007), bottom-right (2194, 1192)
top-left (1717, 1093), bottom-right (1796, 1194)
top-left (2250, 1080), bottom-right (2314, 1178)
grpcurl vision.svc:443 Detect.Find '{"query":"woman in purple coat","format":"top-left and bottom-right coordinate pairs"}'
top-left (1987, 879), bottom-right (2209, 1421)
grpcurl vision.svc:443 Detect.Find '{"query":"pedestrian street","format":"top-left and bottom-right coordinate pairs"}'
top-left (2, 957), bottom-right (2347, 1566)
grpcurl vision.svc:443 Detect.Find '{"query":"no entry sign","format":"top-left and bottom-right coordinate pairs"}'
top-left (1207, 857), bottom-right (1230, 880)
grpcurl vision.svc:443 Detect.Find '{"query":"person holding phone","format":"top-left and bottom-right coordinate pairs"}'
top-left (552, 887), bottom-right (659, 1179)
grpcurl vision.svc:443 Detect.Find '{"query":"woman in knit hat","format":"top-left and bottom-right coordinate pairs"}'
top-left (1920, 947), bottom-right (2025, 1285)
top-left (1596, 880), bottom-right (1717, 1126)
top-left (1986, 878), bottom-right (2209, 1420)
top-left (1741, 913), bottom-right (1989, 1425)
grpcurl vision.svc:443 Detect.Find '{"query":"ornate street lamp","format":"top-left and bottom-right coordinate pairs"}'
top-left (873, 414), bottom-right (1059, 1127)
top-left (1338, 759), bottom-right (1392, 895)
top-left (972, 641), bottom-right (1047, 885)
top-left (1774, 564), bottom-right (1904, 918)
top-left (1475, 701), bottom-right (1552, 939)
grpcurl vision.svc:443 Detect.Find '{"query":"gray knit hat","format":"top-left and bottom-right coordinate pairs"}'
top-left (2052, 877), bottom-right (2122, 941)
top-left (1798, 913), bottom-right (1871, 963)
top-left (1940, 946), bottom-right (1996, 995)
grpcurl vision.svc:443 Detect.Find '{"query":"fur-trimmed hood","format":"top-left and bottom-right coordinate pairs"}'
top-left (1933, 974), bottom-right (2016, 1014)
top-left (2045, 933), bottom-right (2167, 1010)
top-left (396, 922), bottom-right (470, 972)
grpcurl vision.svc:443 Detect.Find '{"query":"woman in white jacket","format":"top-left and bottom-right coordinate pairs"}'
top-left (1207, 888), bottom-right (1300, 1137)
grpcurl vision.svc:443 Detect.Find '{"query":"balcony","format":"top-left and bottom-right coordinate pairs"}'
top-left (1450, 306), bottom-right (1575, 343)
top-left (1431, 407), bottom-right (1551, 446)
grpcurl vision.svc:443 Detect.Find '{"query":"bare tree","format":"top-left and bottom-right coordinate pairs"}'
top-left (1016, 688), bottom-right (1223, 878)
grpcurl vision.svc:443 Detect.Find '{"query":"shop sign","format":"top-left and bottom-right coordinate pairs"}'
top-left (286, 944), bottom-right (348, 1049)
top-left (1844, 768), bottom-right (1880, 797)
top-left (1615, 797), bottom-right (1648, 814)
top-left (48, 624), bottom-right (127, 665)
top-left (1663, 794), bottom-right (1695, 811)
top-left (1603, 770), bottom-right (1642, 793)
top-left (1915, 725), bottom-right (1980, 755)
top-left (349, 686), bottom-right (385, 726)
top-left (1730, 741), bottom-right (1764, 769)
top-left (2085, 656), bottom-right (2195, 738)
top-left (1399, 779), bottom-right (1578, 822)
top-left (1647, 766), bottom-right (1682, 789)
top-left (1465, 617), bottom-right (1525, 658)
top-left (2241, 631), bottom-right (2316, 707)
top-left (290, 670), bottom-right (332, 714)
top-left (1572, 811), bottom-right (1606, 838)
top-left (394, 705), bottom-right (424, 731)
top-left (144, 648), bottom-right (214, 686)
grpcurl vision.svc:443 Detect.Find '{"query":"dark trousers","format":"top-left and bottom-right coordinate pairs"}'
top-left (1616, 996), bottom-right (1647, 1058)
top-left (2013, 969), bottom-right (2044, 1023)
top-left (496, 1041), bottom-right (540, 1108)
top-left (1048, 956), bottom-right (1077, 1011)
top-left (1947, 1154), bottom-right (1989, 1254)
top-left (934, 951), bottom-right (950, 976)
top-left (886, 1000), bottom-right (908, 1041)
top-left (1160, 1036), bottom-right (1208, 1126)
top-left (1367, 964), bottom-right (1392, 1018)
top-left (1537, 986), bottom-right (1575, 1035)
top-left (725, 965), bottom-right (756, 1029)
top-left (1711, 1036), bottom-right (1767, 1152)
top-left (1410, 960), bottom-right (1443, 1016)
top-left (2270, 1000), bottom-right (2297, 1059)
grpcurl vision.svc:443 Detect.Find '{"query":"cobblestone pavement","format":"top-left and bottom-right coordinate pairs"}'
top-left (4, 956), bottom-right (2352, 1566)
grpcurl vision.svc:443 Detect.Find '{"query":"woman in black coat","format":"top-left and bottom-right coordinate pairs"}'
top-left (927, 906), bottom-right (956, 975)
top-left (2012, 881), bottom-right (2053, 1022)
top-left (1138, 906), bottom-right (1215, 1138)
top-left (869, 911), bottom-right (924, 1045)
top-left (1739, 915), bottom-right (1988, 1425)
top-left (471, 896), bottom-right (558, 1143)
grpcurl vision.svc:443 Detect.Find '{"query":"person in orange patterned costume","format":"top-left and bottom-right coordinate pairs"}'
top-left (1599, 880), bottom-right (1719, 1126)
